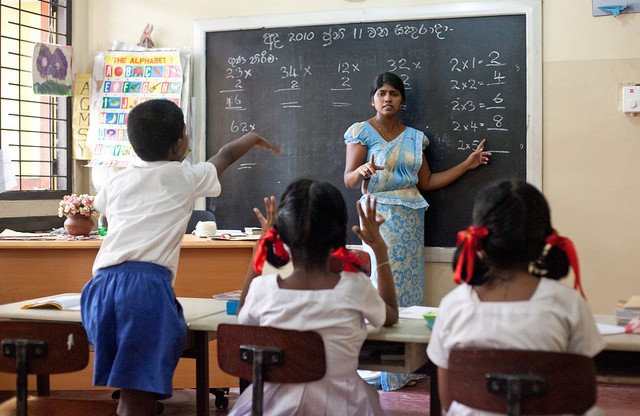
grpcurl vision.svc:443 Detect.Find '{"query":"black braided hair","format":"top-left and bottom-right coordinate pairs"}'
top-left (452, 180), bottom-right (569, 285)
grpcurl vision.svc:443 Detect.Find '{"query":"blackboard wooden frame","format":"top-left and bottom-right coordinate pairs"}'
top-left (192, 1), bottom-right (541, 262)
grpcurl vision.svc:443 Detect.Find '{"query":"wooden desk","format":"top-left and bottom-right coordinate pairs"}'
top-left (0, 296), bottom-right (434, 416)
top-left (4, 294), bottom-right (636, 416)
top-left (0, 236), bottom-right (255, 389)
top-left (0, 295), bottom-right (228, 416)
top-left (0, 235), bottom-right (255, 303)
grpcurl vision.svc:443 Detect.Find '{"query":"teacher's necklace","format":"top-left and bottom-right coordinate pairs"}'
top-left (372, 117), bottom-right (393, 142)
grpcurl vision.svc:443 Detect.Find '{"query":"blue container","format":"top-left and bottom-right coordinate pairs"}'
top-left (226, 300), bottom-right (239, 315)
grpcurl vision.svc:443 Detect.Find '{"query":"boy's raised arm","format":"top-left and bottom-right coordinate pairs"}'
top-left (207, 132), bottom-right (281, 176)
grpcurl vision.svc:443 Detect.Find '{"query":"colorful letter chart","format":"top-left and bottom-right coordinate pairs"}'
top-left (88, 50), bottom-right (183, 167)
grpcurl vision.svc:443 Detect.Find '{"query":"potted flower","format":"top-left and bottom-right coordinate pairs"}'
top-left (58, 193), bottom-right (98, 236)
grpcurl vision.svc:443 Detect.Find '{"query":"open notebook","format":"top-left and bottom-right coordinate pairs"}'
top-left (21, 294), bottom-right (81, 311)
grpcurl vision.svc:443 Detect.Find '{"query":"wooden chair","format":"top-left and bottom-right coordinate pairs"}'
top-left (447, 348), bottom-right (597, 416)
top-left (216, 324), bottom-right (326, 416)
top-left (0, 320), bottom-right (118, 416)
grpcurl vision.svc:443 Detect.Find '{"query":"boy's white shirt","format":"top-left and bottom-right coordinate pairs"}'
top-left (92, 159), bottom-right (220, 283)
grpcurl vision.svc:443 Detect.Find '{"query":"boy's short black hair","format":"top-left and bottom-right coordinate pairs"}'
top-left (127, 99), bottom-right (185, 161)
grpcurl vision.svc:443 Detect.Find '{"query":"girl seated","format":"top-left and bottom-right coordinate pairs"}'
top-left (233, 179), bottom-right (398, 416)
top-left (427, 179), bottom-right (605, 415)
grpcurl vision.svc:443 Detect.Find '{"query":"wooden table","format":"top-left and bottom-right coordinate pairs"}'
top-left (0, 295), bottom-right (229, 415)
top-left (3, 294), bottom-right (637, 415)
top-left (0, 236), bottom-right (255, 389)
top-left (0, 235), bottom-right (255, 303)
top-left (0, 296), bottom-right (434, 416)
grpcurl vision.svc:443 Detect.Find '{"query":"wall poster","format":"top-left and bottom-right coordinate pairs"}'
top-left (87, 48), bottom-right (189, 167)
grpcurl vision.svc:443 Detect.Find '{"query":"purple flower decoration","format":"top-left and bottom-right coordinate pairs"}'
top-left (35, 46), bottom-right (52, 78)
top-left (35, 46), bottom-right (68, 81)
top-left (50, 47), bottom-right (69, 81)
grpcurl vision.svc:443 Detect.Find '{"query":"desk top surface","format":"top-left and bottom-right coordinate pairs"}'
top-left (1, 295), bottom-right (638, 351)
top-left (186, 311), bottom-right (432, 344)
top-left (0, 293), bottom-right (227, 324)
top-left (0, 234), bottom-right (256, 250)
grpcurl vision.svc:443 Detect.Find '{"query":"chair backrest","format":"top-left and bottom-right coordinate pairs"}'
top-left (0, 321), bottom-right (89, 375)
top-left (0, 321), bottom-right (92, 416)
top-left (186, 209), bottom-right (216, 234)
top-left (448, 348), bottom-right (597, 416)
top-left (217, 323), bottom-right (326, 383)
top-left (217, 324), bottom-right (326, 416)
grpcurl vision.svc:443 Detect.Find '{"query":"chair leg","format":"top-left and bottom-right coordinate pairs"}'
top-left (487, 373), bottom-right (546, 416)
top-left (16, 342), bottom-right (28, 416)
top-left (36, 375), bottom-right (50, 396)
top-left (2, 339), bottom-right (48, 416)
top-left (240, 345), bottom-right (283, 416)
top-left (249, 349), bottom-right (265, 416)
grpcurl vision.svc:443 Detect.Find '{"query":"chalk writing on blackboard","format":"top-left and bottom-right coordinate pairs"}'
top-left (200, 11), bottom-right (534, 249)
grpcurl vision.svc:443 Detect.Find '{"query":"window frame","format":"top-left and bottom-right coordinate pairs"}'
top-left (0, 0), bottom-right (73, 201)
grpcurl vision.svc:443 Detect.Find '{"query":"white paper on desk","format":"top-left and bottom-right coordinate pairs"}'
top-left (0, 229), bottom-right (56, 240)
top-left (597, 323), bottom-right (626, 335)
top-left (214, 230), bottom-right (243, 236)
top-left (210, 234), bottom-right (260, 241)
top-left (399, 306), bottom-right (439, 320)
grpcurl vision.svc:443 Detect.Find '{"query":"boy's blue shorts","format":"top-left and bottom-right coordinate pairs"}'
top-left (81, 261), bottom-right (187, 398)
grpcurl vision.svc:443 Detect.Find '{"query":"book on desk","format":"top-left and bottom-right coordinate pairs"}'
top-left (21, 293), bottom-right (81, 311)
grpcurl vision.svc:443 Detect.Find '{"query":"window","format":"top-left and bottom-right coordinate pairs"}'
top-left (0, 0), bottom-right (72, 200)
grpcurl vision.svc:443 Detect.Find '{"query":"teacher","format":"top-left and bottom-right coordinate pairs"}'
top-left (343, 72), bottom-right (490, 391)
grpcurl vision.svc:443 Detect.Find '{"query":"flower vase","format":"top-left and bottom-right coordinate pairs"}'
top-left (64, 214), bottom-right (94, 236)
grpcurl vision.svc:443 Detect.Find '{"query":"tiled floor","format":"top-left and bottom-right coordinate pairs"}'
top-left (164, 379), bottom-right (640, 415)
top-left (1, 379), bottom-right (639, 415)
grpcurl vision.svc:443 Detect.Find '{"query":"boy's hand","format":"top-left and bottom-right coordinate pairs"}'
top-left (253, 134), bottom-right (282, 156)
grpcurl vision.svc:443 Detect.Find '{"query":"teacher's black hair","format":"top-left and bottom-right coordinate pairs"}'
top-left (370, 72), bottom-right (406, 103)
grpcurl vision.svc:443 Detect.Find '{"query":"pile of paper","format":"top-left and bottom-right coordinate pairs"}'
top-left (615, 295), bottom-right (640, 325)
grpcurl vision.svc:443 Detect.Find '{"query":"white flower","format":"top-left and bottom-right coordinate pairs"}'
top-left (58, 193), bottom-right (98, 218)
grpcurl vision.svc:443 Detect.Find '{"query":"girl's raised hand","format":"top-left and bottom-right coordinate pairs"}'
top-left (253, 195), bottom-right (277, 232)
top-left (352, 194), bottom-right (386, 251)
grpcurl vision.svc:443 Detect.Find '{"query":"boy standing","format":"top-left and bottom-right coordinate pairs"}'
top-left (81, 99), bottom-right (280, 415)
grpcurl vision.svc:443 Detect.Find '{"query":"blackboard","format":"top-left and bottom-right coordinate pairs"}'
top-left (193, 3), bottom-right (541, 253)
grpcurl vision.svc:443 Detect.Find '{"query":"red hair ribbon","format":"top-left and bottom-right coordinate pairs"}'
top-left (252, 228), bottom-right (290, 274)
top-left (546, 230), bottom-right (586, 299)
top-left (453, 226), bottom-right (489, 284)
top-left (331, 246), bottom-right (363, 272)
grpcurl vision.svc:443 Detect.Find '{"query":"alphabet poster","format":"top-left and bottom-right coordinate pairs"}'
top-left (86, 49), bottom-right (185, 167)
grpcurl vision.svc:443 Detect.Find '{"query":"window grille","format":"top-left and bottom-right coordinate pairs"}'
top-left (0, 0), bottom-right (72, 200)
